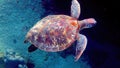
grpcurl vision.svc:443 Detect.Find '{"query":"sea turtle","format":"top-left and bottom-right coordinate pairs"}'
top-left (24, 0), bottom-right (96, 61)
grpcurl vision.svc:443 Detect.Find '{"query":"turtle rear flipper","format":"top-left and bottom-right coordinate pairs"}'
top-left (28, 44), bottom-right (38, 52)
top-left (24, 40), bottom-right (28, 43)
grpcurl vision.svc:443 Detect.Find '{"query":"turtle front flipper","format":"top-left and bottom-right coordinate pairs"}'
top-left (71, 0), bottom-right (81, 19)
top-left (28, 44), bottom-right (38, 52)
top-left (75, 34), bottom-right (87, 61)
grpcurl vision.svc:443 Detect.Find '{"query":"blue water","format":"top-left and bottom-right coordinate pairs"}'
top-left (0, 0), bottom-right (91, 68)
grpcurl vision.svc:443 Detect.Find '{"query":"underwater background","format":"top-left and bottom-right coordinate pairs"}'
top-left (0, 0), bottom-right (119, 68)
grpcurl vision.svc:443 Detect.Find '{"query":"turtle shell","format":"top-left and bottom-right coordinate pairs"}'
top-left (26, 15), bottom-right (79, 52)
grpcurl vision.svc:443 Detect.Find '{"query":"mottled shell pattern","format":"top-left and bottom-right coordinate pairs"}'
top-left (26, 15), bottom-right (80, 52)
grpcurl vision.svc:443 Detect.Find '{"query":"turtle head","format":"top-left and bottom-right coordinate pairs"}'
top-left (78, 18), bottom-right (97, 30)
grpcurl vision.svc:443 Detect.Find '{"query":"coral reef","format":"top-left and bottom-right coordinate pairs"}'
top-left (0, 51), bottom-right (5, 68)
top-left (4, 48), bottom-right (27, 68)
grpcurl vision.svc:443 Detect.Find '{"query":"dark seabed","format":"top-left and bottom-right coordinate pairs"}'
top-left (0, 0), bottom-right (120, 68)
